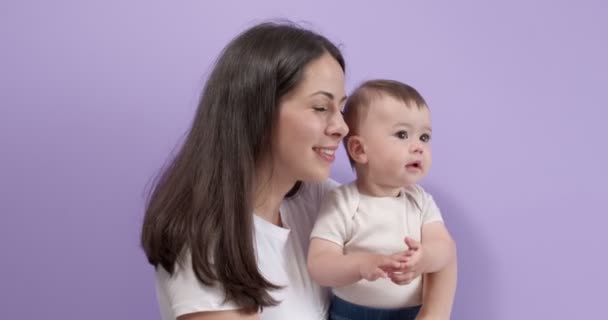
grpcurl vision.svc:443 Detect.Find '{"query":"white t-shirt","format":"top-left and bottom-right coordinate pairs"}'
top-left (155, 180), bottom-right (338, 320)
top-left (310, 182), bottom-right (443, 308)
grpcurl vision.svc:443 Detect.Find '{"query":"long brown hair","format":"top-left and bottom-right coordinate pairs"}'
top-left (141, 21), bottom-right (345, 313)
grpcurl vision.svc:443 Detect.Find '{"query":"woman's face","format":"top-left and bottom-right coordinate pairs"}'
top-left (271, 53), bottom-right (348, 184)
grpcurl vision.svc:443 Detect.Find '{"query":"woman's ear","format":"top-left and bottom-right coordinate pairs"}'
top-left (347, 136), bottom-right (368, 164)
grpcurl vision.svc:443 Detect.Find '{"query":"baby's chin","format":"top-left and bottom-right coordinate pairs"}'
top-left (401, 175), bottom-right (426, 187)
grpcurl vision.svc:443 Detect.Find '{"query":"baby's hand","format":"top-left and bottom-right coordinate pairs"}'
top-left (359, 254), bottom-right (402, 281)
top-left (388, 237), bottom-right (427, 285)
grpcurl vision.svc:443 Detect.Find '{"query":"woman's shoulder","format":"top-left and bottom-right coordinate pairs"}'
top-left (281, 179), bottom-right (341, 232)
top-left (294, 179), bottom-right (340, 202)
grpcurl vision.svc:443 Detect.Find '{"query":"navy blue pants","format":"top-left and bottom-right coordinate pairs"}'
top-left (328, 295), bottom-right (421, 320)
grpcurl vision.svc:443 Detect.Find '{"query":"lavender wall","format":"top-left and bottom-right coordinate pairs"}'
top-left (1, 1), bottom-right (606, 319)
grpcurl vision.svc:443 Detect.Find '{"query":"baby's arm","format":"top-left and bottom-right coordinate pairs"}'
top-left (384, 223), bottom-right (455, 286)
top-left (417, 221), bottom-right (456, 273)
top-left (416, 254), bottom-right (457, 320)
top-left (402, 187), bottom-right (456, 274)
top-left (390, 223), bottom-right (455, 320)
top-left (307, 238), bottom-right (403, 287)
top-left (414, 190), bottom-right (457, 320)
top-left (308, 185), bottom-right (404, 287)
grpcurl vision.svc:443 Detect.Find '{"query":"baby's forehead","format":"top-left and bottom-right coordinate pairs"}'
top-left (344, 88), bottom-right (429, 135)
top-left (366, 94), bottom-right (425, 118)
top-left (360, 101), bottom-right (430, 133)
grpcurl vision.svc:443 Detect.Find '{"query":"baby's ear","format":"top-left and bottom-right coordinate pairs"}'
top-left (347, 136), bottom-right (368, 164)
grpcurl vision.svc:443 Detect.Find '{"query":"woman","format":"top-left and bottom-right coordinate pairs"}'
top-left (141, 21), bottom-right (456, 320)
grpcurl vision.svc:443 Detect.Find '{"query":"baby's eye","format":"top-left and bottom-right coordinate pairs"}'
top-left (420, 133), bottom-right (431, 142)
top-left (395, 130), bottom-right (408, 139)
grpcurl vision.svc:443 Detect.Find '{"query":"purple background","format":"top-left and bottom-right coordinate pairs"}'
top-left (1, 1), bottom-right (607, 319)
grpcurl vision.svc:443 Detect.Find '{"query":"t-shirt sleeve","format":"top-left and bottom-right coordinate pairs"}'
top-left (416, 186), bottom-right (444, 224)
top-left (155, 253), bottom-right (239, 318)
top-left (310, 186), bottom-right (352, 247)
top-left (317, 178), bottom-right (340, 200)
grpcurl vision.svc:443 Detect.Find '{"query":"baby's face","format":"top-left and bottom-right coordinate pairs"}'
top-left (358, 95), bottom-right (433, 187)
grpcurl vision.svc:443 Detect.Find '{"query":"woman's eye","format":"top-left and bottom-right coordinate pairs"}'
top-left (313, 105), bottom-right (328, 112)
top-left (395, 130), bottom-right (408, 139)
top-left (420, 133), bottom-right (431, 142)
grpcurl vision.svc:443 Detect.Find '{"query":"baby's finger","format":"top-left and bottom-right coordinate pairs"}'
top-left (379, 257), bottom-right (402, 270)
top-left (404, 237), bottom-right (420, 250)
top-left (404, 257), bottom-right (421, 270)
top-left (371, 268), bottom-right (387, 280)
top-left (389, 271), bottom-right (419, 285)
top-left (391, 252), bottom-right (410, 262)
